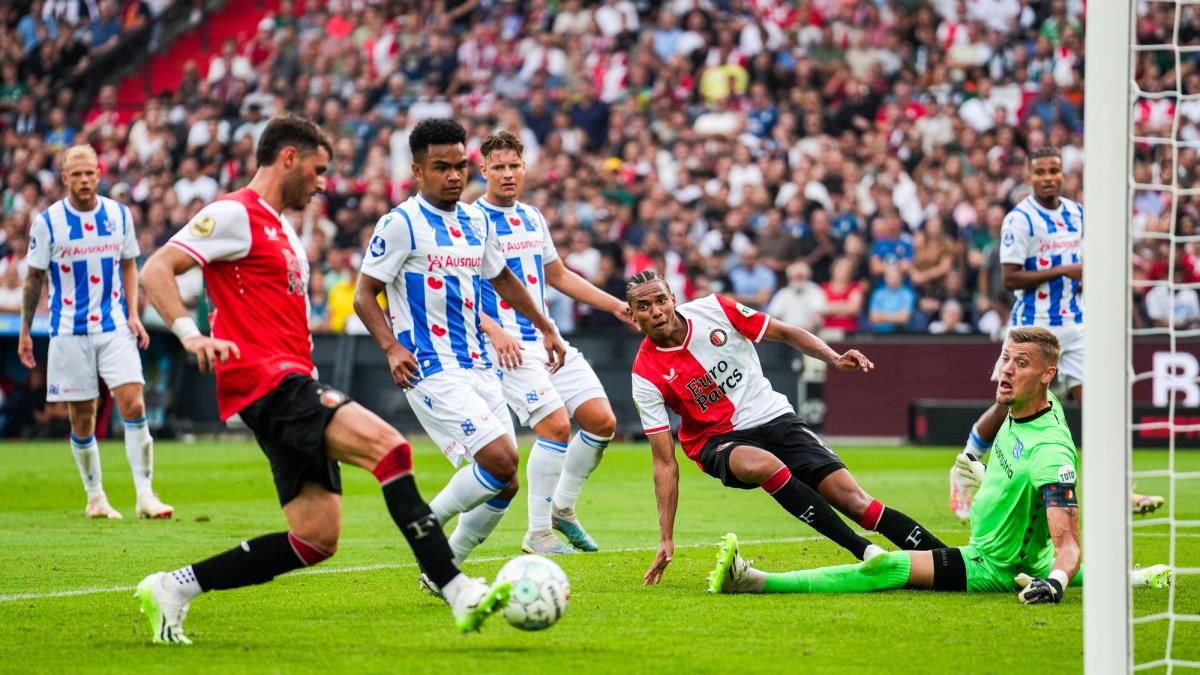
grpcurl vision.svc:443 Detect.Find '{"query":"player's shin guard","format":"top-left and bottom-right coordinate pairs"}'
top-left (528, 438), bottom-right (567, 532)
top-left (430, 463), bottom-right (508, 525)
top-left (859, 499), bottom-right (947, 550)
top-left (374, 443), bottom-right (460, 588)
top-left (448, 496), bottom-right (511, 566)
top-left (553, 430), bottom-right (610, 510)
top-left (764, 550), bottom-right (912, 594)
top-left (123, 417), bottom-right (154, 496)
top-left (762, 467), bottom-right (872, 560)
top-left (190, 531), bottom-right (330, 591)
top-left (70, 433), bottom-right (104, 497)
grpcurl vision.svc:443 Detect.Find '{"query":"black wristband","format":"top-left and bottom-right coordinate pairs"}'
top-left (1046, 577), bottom-right (1064, 599)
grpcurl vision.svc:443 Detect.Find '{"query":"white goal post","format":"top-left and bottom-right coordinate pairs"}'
top-left (1082, 0), bottom-right (1132, 672)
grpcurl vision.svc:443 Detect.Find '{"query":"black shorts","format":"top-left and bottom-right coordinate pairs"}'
top-left (698, 413), bottom-right (846, 490)
top-left (238, 373), bottom-right (351, 506)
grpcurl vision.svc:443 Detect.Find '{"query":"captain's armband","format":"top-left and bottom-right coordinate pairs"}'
top-left (1041, 482), bottom-right (1078, 508)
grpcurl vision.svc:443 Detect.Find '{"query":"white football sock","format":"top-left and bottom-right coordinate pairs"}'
top-left (123, 417), bottom-right (154, 497)
top-left (70, 433), bottom-right (104, 498)
top-left (527, 437), bottom-right (567, 532)
top-left (440, 573), bottom-right (471, 606)
top-left (448, 497), bottom-right (511, 567)
top-left (430, 463), bottom-right (507, 525)
top-left (163, 565), bottom-right (203, 601)
top-left (553, 430), bottom-right (611, 511)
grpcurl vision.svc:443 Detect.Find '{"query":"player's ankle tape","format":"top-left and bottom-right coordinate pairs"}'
top-left (859, 499), bottom-right (884, 530)
top-left (288, 532), bottom-right (334, 566)
top-left (372, 443), bottom-right (413, 484)
top-left (760, 466), bottom-right (791, 495)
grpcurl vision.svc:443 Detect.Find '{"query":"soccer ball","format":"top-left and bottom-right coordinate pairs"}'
top-left (495, 554), bottom-right (570, 631)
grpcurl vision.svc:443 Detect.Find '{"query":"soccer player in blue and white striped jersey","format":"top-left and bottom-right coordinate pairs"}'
top-left (949, 147), bottom-right (1162, 519)
top-left (17, 145), bottom-right (172, 520)
top-left (354, 119), bottom-right (565, 578)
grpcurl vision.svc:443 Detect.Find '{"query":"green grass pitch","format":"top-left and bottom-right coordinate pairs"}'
top-left (0, 440), bottom-right (1195, 674)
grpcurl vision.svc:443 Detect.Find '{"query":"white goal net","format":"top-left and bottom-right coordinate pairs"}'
top-left (1086, 1), bottom-right (1200, 672)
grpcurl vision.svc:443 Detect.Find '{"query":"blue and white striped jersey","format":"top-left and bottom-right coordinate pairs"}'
top-left (26, 196), bottom-right (138, 337)
top-left (999, 195), bottom-right (1084, 327)
top-left (360, 193), bottom-right (506, 379)
top-left (474, 197), bottom-right (559, 342)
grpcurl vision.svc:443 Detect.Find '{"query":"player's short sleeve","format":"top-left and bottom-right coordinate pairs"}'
top-left (999, 211), bottom-right (1033, 266)
top-left (535, 207), bottom-right (559, 264)
top-left (714, 293), bottom-right (771, 343)
top-left (632, 371), bottom-right (671, 435)
top-left (479, 207), bottom-right (508, 280)
top-left (168, 200), bottom-right (252, 265)
top-left (26, 212), bottom-right (51, 270)
top-left (119, 203), bottom-right (140, 259)
top-left (359, 209), bottom-right (414, 284)
top-left (1028, 442), bottom-right (1078, 489)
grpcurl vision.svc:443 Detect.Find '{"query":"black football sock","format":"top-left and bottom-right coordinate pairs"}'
top-left (374, 444), bottom-right (459, 589)
top-left (859, 499), bottom-right (947, 550)
top-left (191, 532), bottom-right (316, 591)
top-left (762, 467), bottom-right (872, 559)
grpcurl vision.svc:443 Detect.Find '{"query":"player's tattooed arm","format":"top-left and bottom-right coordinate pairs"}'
top-left (543, 258), bottom-right (637, 330)
top-left (17, 267), bottom-right (46, 368)
top-left (644, 431), bottom-right (679, 586)
top-left (762, 317), bottom-right (874, 372)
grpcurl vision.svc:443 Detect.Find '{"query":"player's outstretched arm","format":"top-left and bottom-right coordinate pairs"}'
top-left (17, 267), bottom-right (46, 369)
top-left (489, 267), bottom-right (566, 371)
top-left (353, 273), bottom-right (419, 388)
top-left (544, 258), bottom-right (637, 330)
top-left (762, 317), bottom-right (874, 373)
top-left (120, 258), bottom-right (149, 349)
top-left (141, 246), bottom-right (240, 373)
top-left (1001, 263), bottom-right (1082, 291)
top-left (1015, 488), bottom-right (1080, 605)
top-left (644, 431), bottom-right (679, 586)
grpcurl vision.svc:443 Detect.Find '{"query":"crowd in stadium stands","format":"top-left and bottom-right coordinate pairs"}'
top-left (0, 0), bottom-right (1198, 343)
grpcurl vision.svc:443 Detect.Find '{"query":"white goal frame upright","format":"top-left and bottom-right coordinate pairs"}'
top-left (1082, 1), bottom-right (1132, 672)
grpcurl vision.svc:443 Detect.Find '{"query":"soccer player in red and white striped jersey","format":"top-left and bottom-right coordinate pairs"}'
top-left (626, 271), bottom-right (946, 585)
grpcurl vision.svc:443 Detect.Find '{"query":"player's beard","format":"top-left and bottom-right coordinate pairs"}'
top-left (281, 169), bottom-right (311, 211)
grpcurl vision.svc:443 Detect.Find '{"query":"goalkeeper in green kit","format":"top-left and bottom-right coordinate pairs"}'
top-left (708, 327), bottom-right (1173, 602)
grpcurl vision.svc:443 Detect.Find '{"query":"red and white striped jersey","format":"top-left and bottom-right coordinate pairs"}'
top-left (631, 294), bottom-right (794, 462)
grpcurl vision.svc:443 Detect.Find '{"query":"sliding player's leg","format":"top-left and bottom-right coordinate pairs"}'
top-left (817, 468), bottom-right (947, 551)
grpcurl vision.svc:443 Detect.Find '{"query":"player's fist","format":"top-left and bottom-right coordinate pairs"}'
top-left (1014, 573), bottom-right (1064, 605)
top-left (832, 349), bottom-right (874, 372)
top-left (953, 452), bottom-right (986, 490)
top-left (182, 335), bottom-right (241, 374)
top-left (385, 342), bottom-right (420, 388)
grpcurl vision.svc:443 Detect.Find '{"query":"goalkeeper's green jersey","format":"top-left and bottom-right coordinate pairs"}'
top-left (967, 391), bottom-right (1078, 573)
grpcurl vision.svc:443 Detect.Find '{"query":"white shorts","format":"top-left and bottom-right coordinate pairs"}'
top-left (491, 340), bottom-right (608, 427)
top-left (46, 324), bottom-right (145, 402)
top-left (990, 323), bottom-right (1085, 390)
top-left (407, 368), bottom-right (516, 467)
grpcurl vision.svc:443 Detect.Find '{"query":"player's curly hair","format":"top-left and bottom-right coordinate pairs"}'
top-left (625, 270), bottom-right (669, 304)
top-left (1027, 146), bottom-right (1061, 164)
top-left (409, 118), bottom-right (467, 162)
top-left (256, 114), bottom-right (332, 167)
top-left (480, 130), bottom-right (524, 161)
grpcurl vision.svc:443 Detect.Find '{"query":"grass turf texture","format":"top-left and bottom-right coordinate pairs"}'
top-left (0, 440), bottom-right (1195, 674)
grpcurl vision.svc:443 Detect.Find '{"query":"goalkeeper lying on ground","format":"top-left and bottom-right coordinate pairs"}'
top-left (708, 327), bottom-right (1172, 602)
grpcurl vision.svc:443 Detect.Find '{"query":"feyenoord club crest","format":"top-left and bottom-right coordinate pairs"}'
top-left (710, 328), bottom-right (728, 346)
top-left (318, 388), bottom-right (347, 408)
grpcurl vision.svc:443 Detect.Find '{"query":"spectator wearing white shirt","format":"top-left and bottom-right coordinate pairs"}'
top-left (594, 0), bottom-right (639, 39)
top-left (173, 157), bottom-right (219, 205)
top-left (1146, 265), bottom-right (1200, 329)
top-left (206, 38), bottom-right (254, 84)
top-left (767, 262), bottom-right (827, 333)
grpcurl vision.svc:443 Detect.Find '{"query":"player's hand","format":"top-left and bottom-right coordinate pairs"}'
top-left (613, 301), bottom-right (639, 331)
top-left (1014, 573), bottom-right (1064, 605)
top-left (489, 329), bottom-right (524, 371)
top-left (17, 332), bottom-right (36, 369)
top-left (643, 540), bottom-right (674, 586)
top-left (544, 330), bottom-right (568, 374)
top-left (128, 318), bottom-right (150, 349)
top-left (953, 452), bottom-right (986, 490)
top-left (832, 349), bottom-right (874, 372)
top-left (182, 335), bottom-right (241, 374)
top-left (385, 342), bottom-right (421, 388)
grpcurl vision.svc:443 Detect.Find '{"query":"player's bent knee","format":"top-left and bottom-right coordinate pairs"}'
top-left (538, 410), bottom-right (572, 443)
top-left (497, 477), bottom-right (520, 500)
top-left (585, 413), bottom-right (616, 439)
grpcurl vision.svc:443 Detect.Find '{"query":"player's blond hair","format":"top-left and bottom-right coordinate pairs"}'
top-left (1008, 326), bottom-right (1061, 367)
top-left (62, 144), bottom-right (98, 168)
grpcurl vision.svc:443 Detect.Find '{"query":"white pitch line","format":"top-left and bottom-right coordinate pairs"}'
top-left (0, 529), bottom-right (1193, 604)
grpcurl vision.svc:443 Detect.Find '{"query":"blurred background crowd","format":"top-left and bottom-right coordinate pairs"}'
top-left (0, 0), bottom-right (1198, 342)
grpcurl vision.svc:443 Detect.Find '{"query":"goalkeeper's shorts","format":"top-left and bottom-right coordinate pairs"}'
top-left (959, 545), bottom-right (1085, 592)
